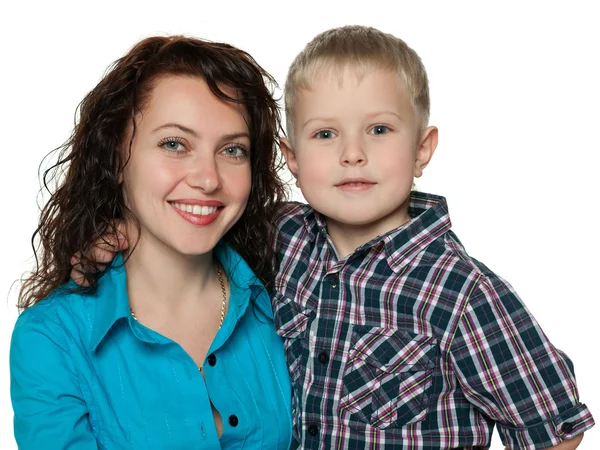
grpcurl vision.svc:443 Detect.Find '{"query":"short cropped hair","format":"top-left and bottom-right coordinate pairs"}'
top-left (284, 25), bottom-right (430, 143)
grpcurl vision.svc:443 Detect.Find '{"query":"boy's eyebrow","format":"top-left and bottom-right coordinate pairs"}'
top-left (365, 111), bottom-right (404, 122)
top-left (302, 117), bottom-right (335, 129)
top-left (152, 123), bottom-right (250, 141)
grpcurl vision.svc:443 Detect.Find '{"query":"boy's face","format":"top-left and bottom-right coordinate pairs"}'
top-left (282, 68), bottom-right (437, 246)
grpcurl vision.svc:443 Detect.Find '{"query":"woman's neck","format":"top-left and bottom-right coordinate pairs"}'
top-left (123, 233), bottom-right (218, 314)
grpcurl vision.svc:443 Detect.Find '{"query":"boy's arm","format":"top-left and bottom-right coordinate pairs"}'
top-left (546, 433), bottom-right (583, 449)
top-left (449, 275), bottom-right (593, 450)
top-left (505, 434), bottom-right (583, 450)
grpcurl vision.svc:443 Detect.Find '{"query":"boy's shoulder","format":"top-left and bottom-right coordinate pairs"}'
top-left (274, 201), bottom-right (314, 236)
top-left (431, 230), bottom-right (530, 312)
top-left (431, 230), bottom-right (500, 282)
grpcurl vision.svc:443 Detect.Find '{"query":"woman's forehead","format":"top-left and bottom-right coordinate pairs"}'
top-left (139, 75), bottom-right (250, 135)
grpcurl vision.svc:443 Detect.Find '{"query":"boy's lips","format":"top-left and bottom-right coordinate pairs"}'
top-left (335, 178), bottom-right (376, 193)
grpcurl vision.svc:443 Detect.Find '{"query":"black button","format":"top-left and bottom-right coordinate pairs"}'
top-left (207, 354), bottom-right (217, 366)
top-left (228, 415), bottom-right (239, 427)
top-left (561, 422), bottom-right (574, 433)
top-left (318, 352), bottom-right (329, 364)
top-left (307, 424), bottom-right (319, 436)
top-left (327, 276), bottom-right (338, 288)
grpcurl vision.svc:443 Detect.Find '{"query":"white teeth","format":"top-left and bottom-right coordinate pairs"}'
top-left (172, 202), bottom-right (218, 216)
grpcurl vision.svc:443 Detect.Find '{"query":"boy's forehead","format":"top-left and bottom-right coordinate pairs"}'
top-left (293, 67), bottom-right (411, 121)
top-left (302, 63), bottom-right (405, 92)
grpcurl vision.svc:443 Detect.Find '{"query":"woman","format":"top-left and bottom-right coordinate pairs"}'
top-left (11, 36), bottom-right (292, 448)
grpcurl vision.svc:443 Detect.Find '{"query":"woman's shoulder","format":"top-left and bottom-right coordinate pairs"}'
top-left (10, 283), bottom-right (91, 371)
top-left (12, 287), bottom-right (93, 364)
top-left (13, 263), bottom-right (125, 349)
top-left (15, 281), bottom-right (88, 328)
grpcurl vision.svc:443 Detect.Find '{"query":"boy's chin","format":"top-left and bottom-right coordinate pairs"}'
top-left (324, 207), bottom-right (412, 232)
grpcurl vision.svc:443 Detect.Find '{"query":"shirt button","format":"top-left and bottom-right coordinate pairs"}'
top-left (307, 423), bottom-right (319, 436)
top-left (561, 422), bottom-right (574, 433)
top-left (318, 351), bottom-right (329, 364)
top-left (207, 354), bottom-right (217, 366)
top-left (228, 415), bottom-right (239, 427)
top-left (327, 275), bottom-right (338, 288)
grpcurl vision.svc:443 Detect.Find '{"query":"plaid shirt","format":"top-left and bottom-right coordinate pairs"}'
top-left (272, 192), bottom-right (594, 450)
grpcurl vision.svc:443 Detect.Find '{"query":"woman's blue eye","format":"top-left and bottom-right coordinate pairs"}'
top-left (370, 125), bottom-right (390, 135)
top-left (315, 130), bottom-right (336, 139)
top-left (161, 140), bottom-right (185, 152)
top-left (222, 146), bottom-right (249, 159)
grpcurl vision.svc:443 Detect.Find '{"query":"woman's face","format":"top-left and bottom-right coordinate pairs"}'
top-left (122, 75), bottom-right (252, 257)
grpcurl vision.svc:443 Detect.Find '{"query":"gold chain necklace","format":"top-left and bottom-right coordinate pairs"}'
top-left (130, 262), bottom-right (227, 330)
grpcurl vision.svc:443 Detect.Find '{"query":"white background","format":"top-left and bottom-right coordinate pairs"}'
top-left (1, 0), bottom-right (598, 448)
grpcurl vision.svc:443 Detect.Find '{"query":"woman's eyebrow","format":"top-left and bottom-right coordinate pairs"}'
top-left (153, 122), bottom-right (199, 137)
top-left (152, 124), bottom-right (250, 142)
top-left (220, 132), bottom-right (251, 142)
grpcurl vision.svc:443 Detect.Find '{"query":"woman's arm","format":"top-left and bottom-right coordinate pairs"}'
top-left (10, 311), bottom-right (98, 449)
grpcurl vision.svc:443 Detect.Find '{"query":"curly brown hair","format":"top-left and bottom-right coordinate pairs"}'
top-left (19, 35), bottom-right (288, 310)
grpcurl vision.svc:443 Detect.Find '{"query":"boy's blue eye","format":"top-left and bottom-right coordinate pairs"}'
top-left (315, 130), bottom-right (336, 139)
top-left (370, 125), bottom-right (390, 135)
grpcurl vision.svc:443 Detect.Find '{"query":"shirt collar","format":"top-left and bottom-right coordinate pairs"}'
top-left (299, 191), bottom-right (452, 273)
top-left (302, 210), bottom-right (340, 269)
top-left (382, 192), bottom-right (452, 273)
top-left (213, 241), bottom-right (273, 319)
top-left (89, 252), bottom-right (130, 352)
top-left (89, 243), bottom-right (271, 352)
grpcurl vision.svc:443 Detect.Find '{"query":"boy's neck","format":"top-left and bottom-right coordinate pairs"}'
top-left (325, 202), bottom-right (412, 259)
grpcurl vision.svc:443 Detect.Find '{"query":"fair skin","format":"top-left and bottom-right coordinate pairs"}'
top-left (282, 66), bottom-right (583, 450)
top-left (281, 67), bottom-right (437, 258)
top-left (120, 74), bottom-right (252, 436)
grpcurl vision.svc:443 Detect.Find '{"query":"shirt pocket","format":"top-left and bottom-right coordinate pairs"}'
top-left (339, 326), bottom-right (437, 429)
top-left (272, 292), bottom-right (311, 440)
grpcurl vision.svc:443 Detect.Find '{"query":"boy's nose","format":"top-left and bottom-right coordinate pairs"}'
top-left (340, 138), bottom-right (367, 166)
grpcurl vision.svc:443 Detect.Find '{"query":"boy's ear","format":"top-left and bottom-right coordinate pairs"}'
top-left (280, 137), bottom-right (300, 182)
top-left (414, 126), bottom-right (438, 178)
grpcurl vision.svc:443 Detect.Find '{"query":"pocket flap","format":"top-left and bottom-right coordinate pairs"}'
top-left (350, 326), bottom-right (437, 373)
top-left (272, 292), bottom-right (311, 340)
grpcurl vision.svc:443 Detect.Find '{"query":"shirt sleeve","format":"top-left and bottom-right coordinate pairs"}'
top-left (449, 274), bottom-right (594, 449)
top-left (10, 309), bottom-right (98, 449)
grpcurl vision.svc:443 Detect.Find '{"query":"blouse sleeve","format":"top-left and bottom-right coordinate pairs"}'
top-left (10, 310), bottom-right (98, 449)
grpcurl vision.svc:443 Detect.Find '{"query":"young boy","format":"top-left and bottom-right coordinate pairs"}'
top-left (273, 26), bottom-right (593, 449)
top-left (73, 26), bottom-right (593, 449)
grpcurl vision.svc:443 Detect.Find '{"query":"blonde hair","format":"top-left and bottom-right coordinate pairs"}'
top-left (284, 25), bottom-right (430, 144)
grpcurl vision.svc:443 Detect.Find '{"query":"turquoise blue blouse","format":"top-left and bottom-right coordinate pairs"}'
top-left (10, 244), bottom-right (292, 449)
